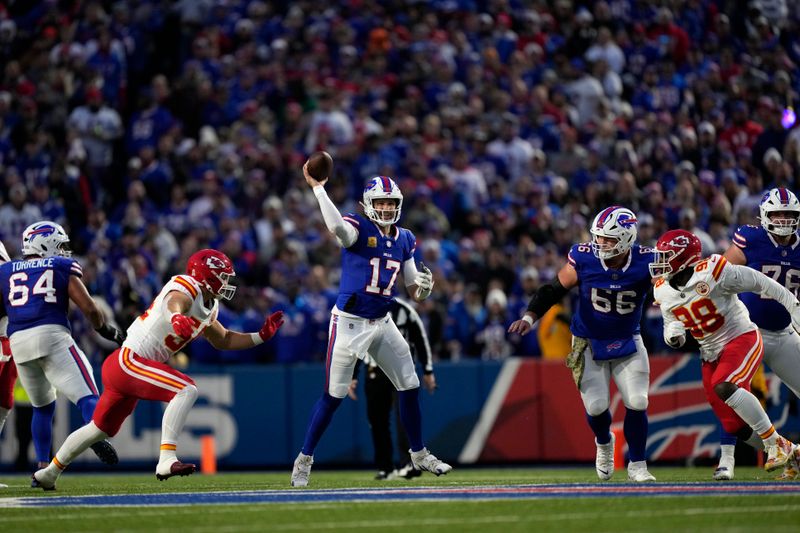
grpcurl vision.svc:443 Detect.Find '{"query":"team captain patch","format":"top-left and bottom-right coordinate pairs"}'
top-left (367, 237), bottom-right (377, 248)
top-left (696, 281), bottom-right (710, 296)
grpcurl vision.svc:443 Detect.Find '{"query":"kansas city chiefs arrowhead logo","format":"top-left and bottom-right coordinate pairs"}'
top-left (669, 235), bottom-right (691, 247)
top-left (205, 256), bottom-right (226, 269)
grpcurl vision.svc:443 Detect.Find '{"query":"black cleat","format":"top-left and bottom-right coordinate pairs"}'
top-left (90, 439), bottom-right (119, 465)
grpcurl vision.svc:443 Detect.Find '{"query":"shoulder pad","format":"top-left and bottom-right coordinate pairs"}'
top-left (171, 275), bottom-right (201, 299)
top-left (568, 242), bottom-right (593, 267)
top-left (571, 242), bottom-right (593, 255)
top-left (342, 213), bottom-right (362, 229)
top-left (69, 259), bottom-right (83, 277)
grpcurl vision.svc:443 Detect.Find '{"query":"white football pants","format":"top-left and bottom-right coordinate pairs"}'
top-left (577, 334), bottom-right (650, 416)
top-left (324, 309), bottom-right (420, 398)
top-left (761, 326), bottom-right (800, 398)
top-left (11, 326), bottom-right (98, 407)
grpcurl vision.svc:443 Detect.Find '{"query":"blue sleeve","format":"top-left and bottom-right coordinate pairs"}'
top-left (69, 258), bottom-right (84, 278)
top-left (567, 244), bottom-right (583, 275)
top-left (732, 225), bottom-right (757, 263)
top-left (405, 229), bottom-right (417, 263)
top-left (344, 213), bottom-right (367, 250)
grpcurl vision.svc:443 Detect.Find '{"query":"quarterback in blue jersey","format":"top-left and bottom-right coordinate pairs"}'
top-left (714, 187), bottom-right (800, 480)
top-left (290, 164), bottom-right (451, 487)
top-left (0, 221), bottom-right (125, 476)
top-left (510, 206), bottom-right (656, 481)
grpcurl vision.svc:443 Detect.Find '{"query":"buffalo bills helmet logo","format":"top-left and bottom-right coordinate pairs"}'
top-left (617, 214), bottom-right (638, 229)
top-left (28, 224), bottom-right (57, 238)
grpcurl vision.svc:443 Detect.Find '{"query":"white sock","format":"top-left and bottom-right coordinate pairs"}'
top-left (719, 444), bottom-right (735, 464)
top-left (0, 406), bottom-right (9, 434)
top-left (724, 388), bottom-right (775, 442)
top-left (43, 422), bottom-right (108, 479)
top-left (160, 385), bottom-right (197, 463)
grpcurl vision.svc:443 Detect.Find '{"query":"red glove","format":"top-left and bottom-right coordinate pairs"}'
top-left (171, 314), bottom-right (195, 339)
top-left (259, 311), bottom-right (285, 341)
top-left (0, 336), bottom-right (10, 361)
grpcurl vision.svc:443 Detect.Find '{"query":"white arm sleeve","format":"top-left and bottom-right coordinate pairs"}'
top-left (313, 185), bottom-right (358, 248)
top-left (403, 258), bottom-right (419, 287)
top-left (721, 262), bottom-right (799, 311)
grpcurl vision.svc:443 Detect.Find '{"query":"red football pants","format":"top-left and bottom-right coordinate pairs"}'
top-left (0, 336), bottom-right (16, 409)
top-left (702, 329), bottom-right (763, 434)
top-left (0, 360), bottom-right (16, 409)
top-left (92, 347), bottom-right (195, 436)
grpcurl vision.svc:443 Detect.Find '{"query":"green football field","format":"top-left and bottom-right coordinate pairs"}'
top-left (1, 467), bottom-right (798, 532)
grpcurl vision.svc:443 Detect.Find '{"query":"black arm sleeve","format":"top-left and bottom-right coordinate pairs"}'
top-left (407, 311), bottom-right (434, 374)
top-left (526, 278), bottom-right (570, 317)
top-left (352, 358), bottom-right (362, 380)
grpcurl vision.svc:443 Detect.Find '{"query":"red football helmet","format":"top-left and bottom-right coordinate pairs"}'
top-left (186, 249), bottom-right (236, 300)
top-left (649, 229), bottom-right (702, 278)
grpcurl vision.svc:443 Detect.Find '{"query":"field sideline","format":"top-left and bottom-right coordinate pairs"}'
top-left (0, 467), bottom-right (798, 532)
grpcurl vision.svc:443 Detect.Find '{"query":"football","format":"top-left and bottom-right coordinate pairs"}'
top-left (306, 151), bottom-right (333, 181)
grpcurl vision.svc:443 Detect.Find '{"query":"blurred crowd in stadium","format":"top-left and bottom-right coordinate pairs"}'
top-left (0, 0), bottom-right (798, 364)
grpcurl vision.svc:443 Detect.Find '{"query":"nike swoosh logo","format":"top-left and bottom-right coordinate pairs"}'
top-left (598, 469), bottom-right (608, 475)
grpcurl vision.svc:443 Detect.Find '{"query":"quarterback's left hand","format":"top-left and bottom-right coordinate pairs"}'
top-left (414, 263), bottom-right (434, 300)
top-left (259, 311), bottom-right (285, 341)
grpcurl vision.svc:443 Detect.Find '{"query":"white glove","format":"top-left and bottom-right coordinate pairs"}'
top-left (791, 301), bottom-right (800, 333)
top-left (664, 321), bottom-right (686, 349)
top-left (414, 262), bottom-right (434, 300)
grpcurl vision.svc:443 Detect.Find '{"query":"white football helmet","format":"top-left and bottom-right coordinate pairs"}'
top-left (590, 206), bottom-right (638, 259)
top-left (361, 176), bottom-right (403, 226)
top-left (22, 221), bottom-right (72, 258)
top-left (759, 187), bottom-right (800, 237)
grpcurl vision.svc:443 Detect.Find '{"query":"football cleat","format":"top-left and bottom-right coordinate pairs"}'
top-left (627, 461), bottom-right (656, 482)
top-left (409, 448), bottom-right (452, 476)
top-left (765, 436), bottom-right (794, 472)
top-left (90, 439), bottom-right (119, 465)
top-left (776, 445), bottom-right (800, 481)
top-left (713, 454), bottom-right (735, 480)
top-left (595, 433), bottom-right (615, 481)
top-left (0, 482), bottom-right (7, 488)
top-left (712, 466), bottom-right (734, 481)
top-left (291, 452), bottom-right (313, 487)
top-left (396, 462), bottom-right (422, 479)
top-left (155, 460), bottom-right (196, 481)
top-left (31, 471), bottom-right (56, 491)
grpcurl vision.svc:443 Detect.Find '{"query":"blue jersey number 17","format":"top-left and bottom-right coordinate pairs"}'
top-left (366, 258), bottom-right (401, 296)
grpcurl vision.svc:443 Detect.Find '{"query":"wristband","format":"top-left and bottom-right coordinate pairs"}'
top-left (522, 315), bottom-right (534, 326)
top-left (251, 332), bottom-right (264, 346)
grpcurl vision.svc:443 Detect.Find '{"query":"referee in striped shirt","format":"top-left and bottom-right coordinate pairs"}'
top-left (350, 297), bottom-right (437, 479)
